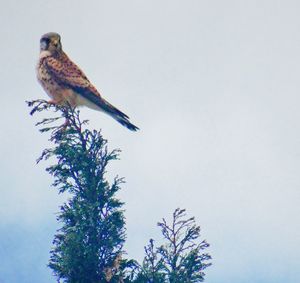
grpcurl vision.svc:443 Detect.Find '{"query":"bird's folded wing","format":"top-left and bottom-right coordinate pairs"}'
top-left (76, 88), bottom-right (130, 120)
top-left (44, 56), bottom-right (90, 88)
top-left (44, 56), bottom-right (130, 119)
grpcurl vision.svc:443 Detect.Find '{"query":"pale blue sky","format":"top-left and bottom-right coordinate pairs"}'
top-left (0, 1), bottom-right (299, 282)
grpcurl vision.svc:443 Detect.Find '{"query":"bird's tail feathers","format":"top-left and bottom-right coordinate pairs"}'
top-left (75, 87), bottom-right (139, 131)
top-left (114, 115), bottom-right (139, 131)
top-left (102, 99), bottom-right (139, 131)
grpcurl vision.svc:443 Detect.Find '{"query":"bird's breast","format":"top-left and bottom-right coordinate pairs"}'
top-left (36, 58), bottom-right (64, 101)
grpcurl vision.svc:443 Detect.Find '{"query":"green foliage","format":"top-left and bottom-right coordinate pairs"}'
top-left (27, 100), bottom-right (211, 283)
top-left (129, 208), bottom-right (211, 283)
top-left (28, 100), bottom-right (126, 283)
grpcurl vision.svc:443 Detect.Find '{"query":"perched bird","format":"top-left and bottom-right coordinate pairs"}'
top-left (36, 32), bottom-right (139, 131)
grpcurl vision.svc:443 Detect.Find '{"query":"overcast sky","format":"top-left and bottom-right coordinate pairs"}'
top-left (0, 1), bottom-right (299, 282)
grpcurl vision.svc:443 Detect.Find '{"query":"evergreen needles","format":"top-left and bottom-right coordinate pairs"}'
top-left (27, 100), bottom-right (211, 283)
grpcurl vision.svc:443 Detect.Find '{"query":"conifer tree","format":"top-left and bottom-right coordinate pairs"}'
top-left (127, 208), bottom-right (211, 283)
top-left (28, 100), bottom-right (126, 283)
top-left (27, 100), bottom-right (211, 283)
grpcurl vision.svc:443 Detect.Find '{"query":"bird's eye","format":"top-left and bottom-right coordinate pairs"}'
top-left (40, 37), bottom-right (51, 50)
top-left (41, 37), bottom-right (50, 45)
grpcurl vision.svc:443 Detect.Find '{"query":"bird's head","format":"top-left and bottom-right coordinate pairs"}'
top-left (40, 32), bottom-right (62, 53)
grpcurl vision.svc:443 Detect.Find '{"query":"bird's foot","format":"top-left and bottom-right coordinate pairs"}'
top-left (48, 100), bottom-right (57, 105)
top-left (62, 118), bottom-right (70, 129)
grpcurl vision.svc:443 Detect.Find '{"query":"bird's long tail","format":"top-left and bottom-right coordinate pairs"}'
top-left (114, 115), bottom-right (139, 131)
top-left (77, 87), bottom-right (139, 131)
top-left (100, 99), bottom-right (139, 131)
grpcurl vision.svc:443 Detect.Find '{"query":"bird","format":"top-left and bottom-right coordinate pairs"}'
top-left (36, 32), bottom-right (139, 131)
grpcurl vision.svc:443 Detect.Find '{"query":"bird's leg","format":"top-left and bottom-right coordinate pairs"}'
top-left (56, 119), bottom-right (70, 133)
top-left (48, 99), bottom-right (61, 105)
top-left (62, 118), bottom-right (70, 129)
top-left (47, 99), bottom-right (56, 105)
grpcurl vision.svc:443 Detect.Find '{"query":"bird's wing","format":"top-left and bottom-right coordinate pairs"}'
top-left (44, 54), bottom-right (129, 119)
top-left (44, 54), bottom-right (91, 88)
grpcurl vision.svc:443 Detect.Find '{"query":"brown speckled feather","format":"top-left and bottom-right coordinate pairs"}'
top-left (44, 52), bottom-right (91, 88)
top-left (43, 53), bottom-right (130, 120)
top-left (36, 32), bottom-right (139, 131)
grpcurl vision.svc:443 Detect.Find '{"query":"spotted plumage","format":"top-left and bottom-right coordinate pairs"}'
top-left (36, 32), bottom-right (139, 131)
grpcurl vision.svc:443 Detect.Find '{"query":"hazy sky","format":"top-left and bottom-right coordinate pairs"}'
top-left (0, 1), bottom-right (299, 282)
